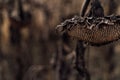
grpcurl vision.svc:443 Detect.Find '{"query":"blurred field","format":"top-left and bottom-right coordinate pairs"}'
top-left (0, 0), bottom-right (120, 80)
